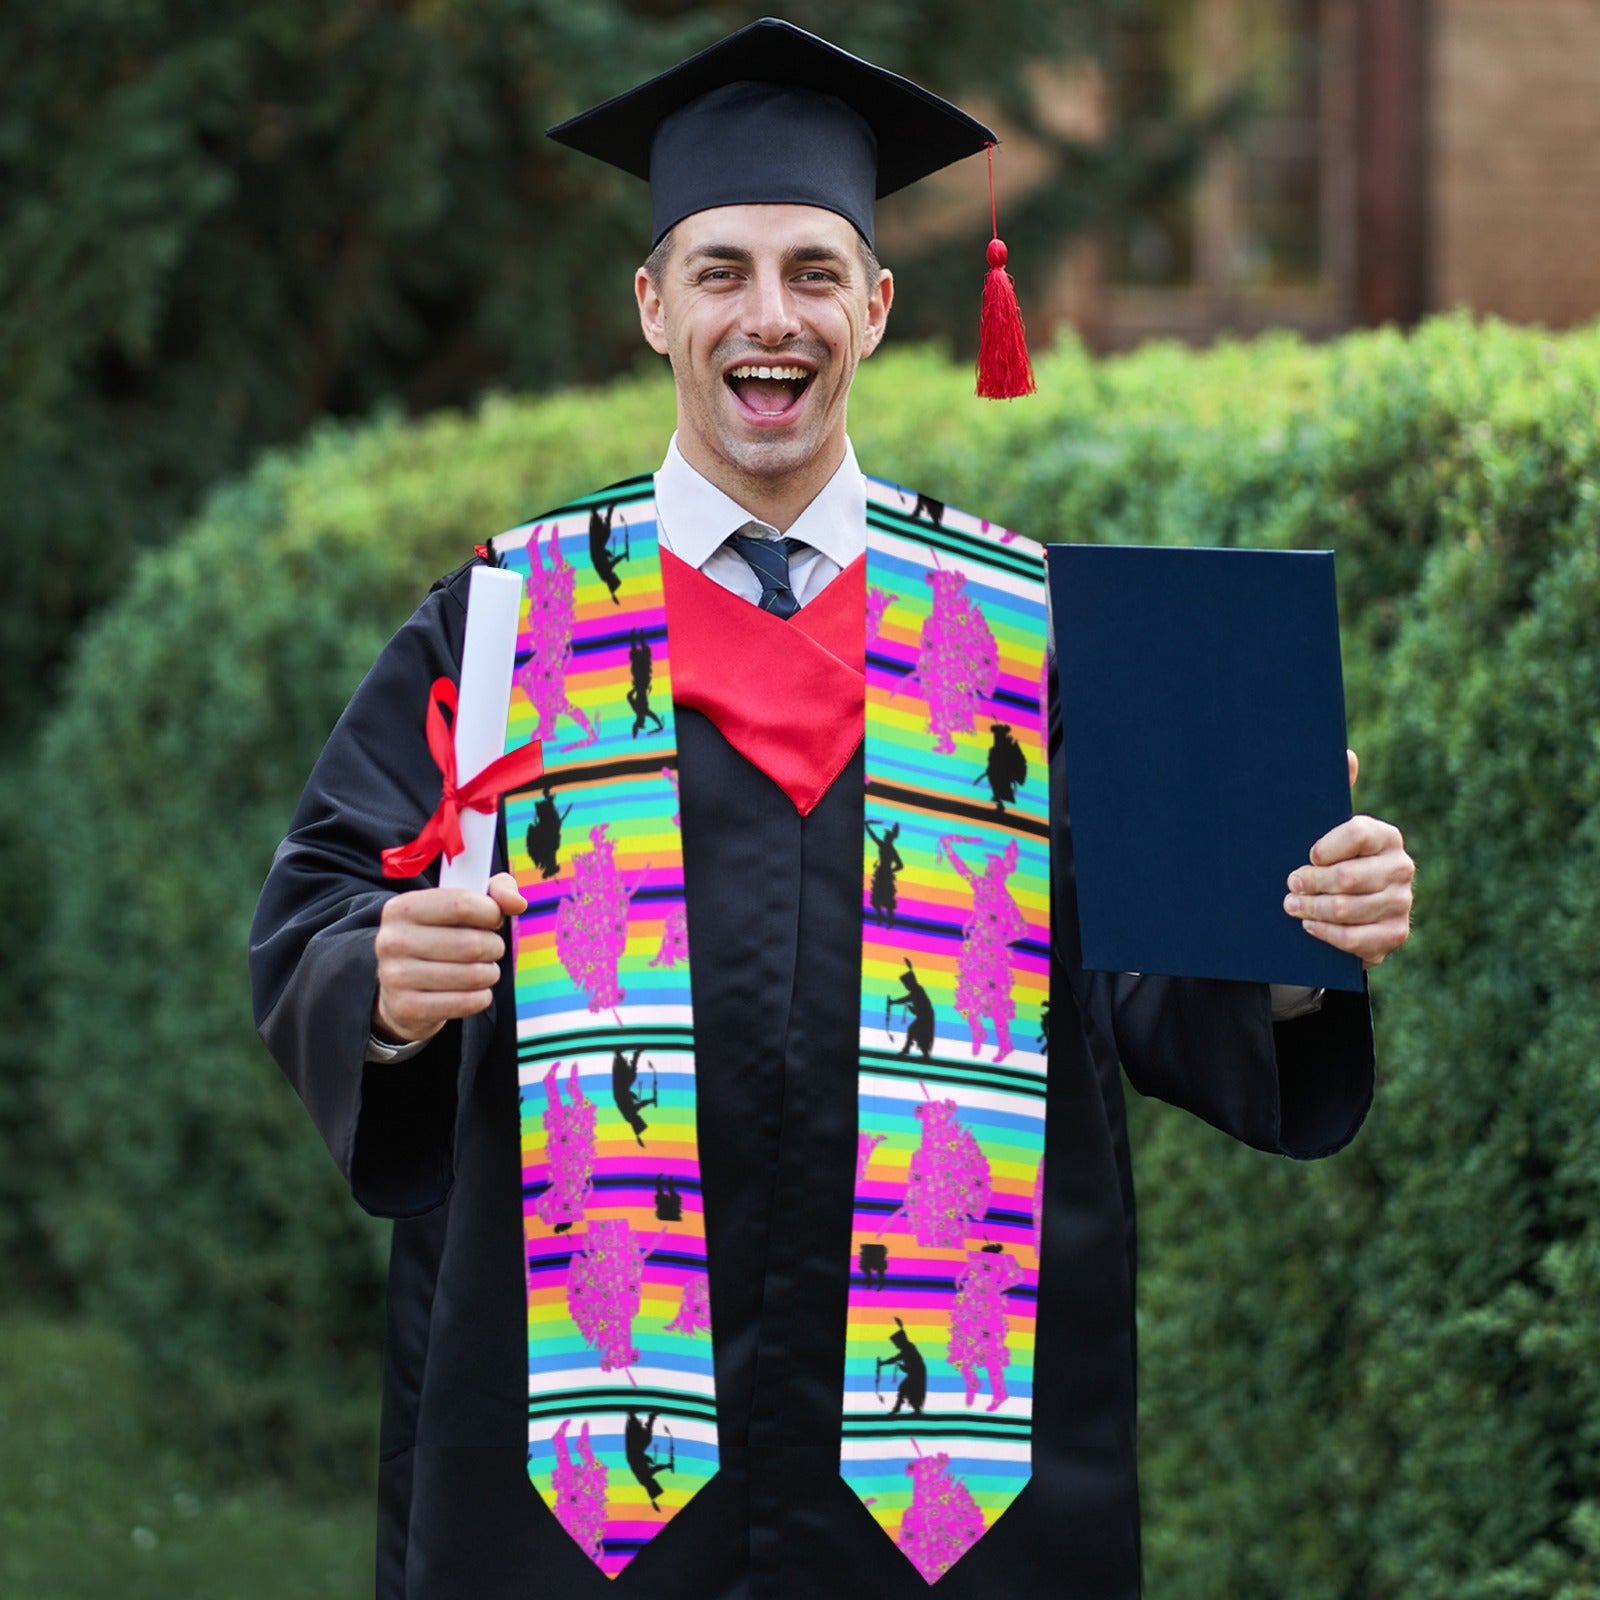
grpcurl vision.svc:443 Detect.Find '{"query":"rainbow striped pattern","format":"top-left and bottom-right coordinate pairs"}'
top-left (488, 474), bottom-right (1048, 1584)
top-left (845, 482), bottom-right (1049, 1583)
top-left (494, 480), bottom-right (713, 1579)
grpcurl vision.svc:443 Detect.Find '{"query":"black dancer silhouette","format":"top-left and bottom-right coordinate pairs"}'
top-left (975, 722), bottom-right (1028, 813)
top-left (865, 819), bottom-right (904, 928)
top-left (911, 492), bottom-right (946, 528)
top-left (1038, 999), bottom-right (1050, 1055)
top-left (878, 1320), bottom-right (927, 1416)
top-left (625, 1411), bottom-right (675, 1513)
top-left (627, 630), bottom-right (665, 738)
top-left (887, 960), bottom-right (935, 1061)
top-left (859, 1242), bottom-right (889, 1291)
top-left (612, 1048), bottom-right (657, 1146)
top-left (525, 785), bottom-right (572, 880)
top-left (589, 505), bottom-right (628, 604)
top-left (654, 1174), bottom-right (683, 1222)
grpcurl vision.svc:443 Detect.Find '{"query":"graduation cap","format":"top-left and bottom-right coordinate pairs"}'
top-left (548, 17), bottom-right (1036, 397)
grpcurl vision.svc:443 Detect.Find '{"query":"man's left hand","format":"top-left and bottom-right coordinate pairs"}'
top-left (1284, 750), bottom-right (1415, 969)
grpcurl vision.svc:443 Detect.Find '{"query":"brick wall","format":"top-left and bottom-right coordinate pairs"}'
top-left (1431, 0), bottom-right (1600, 327)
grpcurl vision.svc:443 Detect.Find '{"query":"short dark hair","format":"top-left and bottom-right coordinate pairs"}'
top-left (643, 227), bottom-right (676, 291)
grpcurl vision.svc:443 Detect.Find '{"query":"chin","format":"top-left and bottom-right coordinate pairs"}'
top-left (721, 432), bottom-right (824, 481)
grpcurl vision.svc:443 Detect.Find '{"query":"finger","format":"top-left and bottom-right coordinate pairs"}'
top-left (1307, 814), bottom-right (1405, 869)
top-left (488, 872), bottom-right (529, 917)
top-left (1284, 882), bottom-right (1413, 927)
top-left (1288, 849), bottom-right (1415, 899)
top-left (375, 922), bottom-right (506, 965)
top-left (382, 887), bottom-right (511, 930)
top-left (1347, 748), bottom-right (1359, 790)
top-left (379, 956), bottom-right (505, 994)
top-left (375, 985), bottom-right (494, 1042)
top-left (1302, 915), bottom-right (1410, 966)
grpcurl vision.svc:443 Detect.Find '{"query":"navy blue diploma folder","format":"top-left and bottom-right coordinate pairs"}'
top-left (1047, 544), bottom-right (1364, 993)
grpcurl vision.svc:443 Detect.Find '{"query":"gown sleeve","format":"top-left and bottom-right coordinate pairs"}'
top-left (1047, 657), bottom-right (1375, 1161)
top-left (248, 563), bottom-right (500, 1216)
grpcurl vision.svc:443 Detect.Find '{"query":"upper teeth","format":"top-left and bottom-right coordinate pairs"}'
top-left (728, 365), bottom-right (808, 380)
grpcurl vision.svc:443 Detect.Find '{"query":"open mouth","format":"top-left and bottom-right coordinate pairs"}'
top-left (725, 363), bottom-right (813, 418)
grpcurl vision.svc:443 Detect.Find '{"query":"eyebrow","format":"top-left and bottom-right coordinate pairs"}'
top-left (684, 242), bottom-right (855, 272)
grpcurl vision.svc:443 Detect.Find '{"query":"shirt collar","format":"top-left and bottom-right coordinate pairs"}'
top-left (654, 434), bottom-right (866, 570)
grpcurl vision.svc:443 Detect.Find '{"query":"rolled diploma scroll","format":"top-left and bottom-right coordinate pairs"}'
top-left (438, 564), bottom-right (527, 893)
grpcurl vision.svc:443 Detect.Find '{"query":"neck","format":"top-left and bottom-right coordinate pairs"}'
top-left (675, 433), bottom-right (846, 533)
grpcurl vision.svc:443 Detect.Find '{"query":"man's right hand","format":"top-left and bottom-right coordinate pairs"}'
top-left (372, 871), bottom-right (528, 1045)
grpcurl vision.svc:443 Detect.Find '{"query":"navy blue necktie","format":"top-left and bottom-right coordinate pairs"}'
top-left (727, 526), bottom-right (807, 619)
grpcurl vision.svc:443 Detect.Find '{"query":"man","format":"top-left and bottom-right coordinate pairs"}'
top-left (250, 20), bottom-right (1413, 1600)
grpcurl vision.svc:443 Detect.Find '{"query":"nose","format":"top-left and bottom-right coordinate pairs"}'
top-left (745, 267), bottom-right (801, 347)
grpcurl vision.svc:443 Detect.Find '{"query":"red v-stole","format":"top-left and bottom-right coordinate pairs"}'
top-left (490, 473), bottom-right (1050, 1583)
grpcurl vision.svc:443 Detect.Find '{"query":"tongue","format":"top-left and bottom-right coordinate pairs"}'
top-left (733, 377), bottom-right (798, 415)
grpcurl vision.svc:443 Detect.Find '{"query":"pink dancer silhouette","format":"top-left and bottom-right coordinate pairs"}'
top-left (513, 525), bottom-right (599, 751)
top-left (662, 766), bottom-right (681, 828)
top-left (899, 1095), bottom-right (990, 1248)
top-left (649, 904), bottom-right (689, 968)
top-left (900, 1447), bottom-right (984, 1582)
top-left (950, 1248), bottom-right (1022, 1411)
top-left (906, 566), bottom-right (998, 754)
top-left (530, 1061), bottom-right (596, 1231)
top-left (866, 586), bottom-right (892, 642)
top-left (566, 1218), bottom-right (654, 1372)
top-left (551, 1418), bottom-right (608, 1562)
top-left (856, 1131), bottom-right (886, 1185)
top-left (666, 1276), bottom-right (711, 1337)
top-left (939, 835), bottom-right (1024, 1062)
top-left (1031, 1157), bottom-right (1045, 1257)
top-left (556, 824), bottom-right (635, 1013)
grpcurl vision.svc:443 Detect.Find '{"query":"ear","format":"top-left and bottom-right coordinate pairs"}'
top-left (861, 267), bottom-right (894, 358)
top-left (636, 266), bottom-right (670, 356)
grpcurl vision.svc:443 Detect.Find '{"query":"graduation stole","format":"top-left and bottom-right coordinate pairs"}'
top-left (489, 474), bottom-right (1050, 1584)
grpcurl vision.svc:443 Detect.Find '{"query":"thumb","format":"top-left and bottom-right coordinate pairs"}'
top-left (1347, 748), bottom-right (1360, 791)
top-left (488, 871), bottom-right (528, 918)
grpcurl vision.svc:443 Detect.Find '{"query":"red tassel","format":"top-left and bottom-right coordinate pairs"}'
top-left (976, 145), bottom-right (1035, 400)
top-left (977, 239), bottom-right (1036, 399)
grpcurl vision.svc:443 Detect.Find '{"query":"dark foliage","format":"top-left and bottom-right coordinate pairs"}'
top-left (0, 0), bottom-right (1178, 746)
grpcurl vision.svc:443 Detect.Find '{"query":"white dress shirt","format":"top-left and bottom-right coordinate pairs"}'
top-left (653, 433), bottom-right (864, 604)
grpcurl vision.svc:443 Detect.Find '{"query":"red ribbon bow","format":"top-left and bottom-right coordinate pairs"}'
top-left (381, 677), bottom-right (544, 879)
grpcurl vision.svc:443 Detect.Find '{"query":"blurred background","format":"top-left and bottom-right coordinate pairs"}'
top-left (3, 2), bottom-right (1598, 1596)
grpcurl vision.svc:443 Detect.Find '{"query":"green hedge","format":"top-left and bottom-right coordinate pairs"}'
top-left (33, 318), bottom-right (1600, 1598)
top-left (1119, 324), bottom-right (1600, 1600)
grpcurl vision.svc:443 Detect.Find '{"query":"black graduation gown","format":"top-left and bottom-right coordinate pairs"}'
top-left (250, 560), bottom-right (1374, 1600)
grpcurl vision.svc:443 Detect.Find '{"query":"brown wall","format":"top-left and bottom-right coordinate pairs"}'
top-left (1430, 0), bottom-right (1600, 327)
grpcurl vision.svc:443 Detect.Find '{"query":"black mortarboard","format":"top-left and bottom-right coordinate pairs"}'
top-left (546, 17), bottom-right (998, 249)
